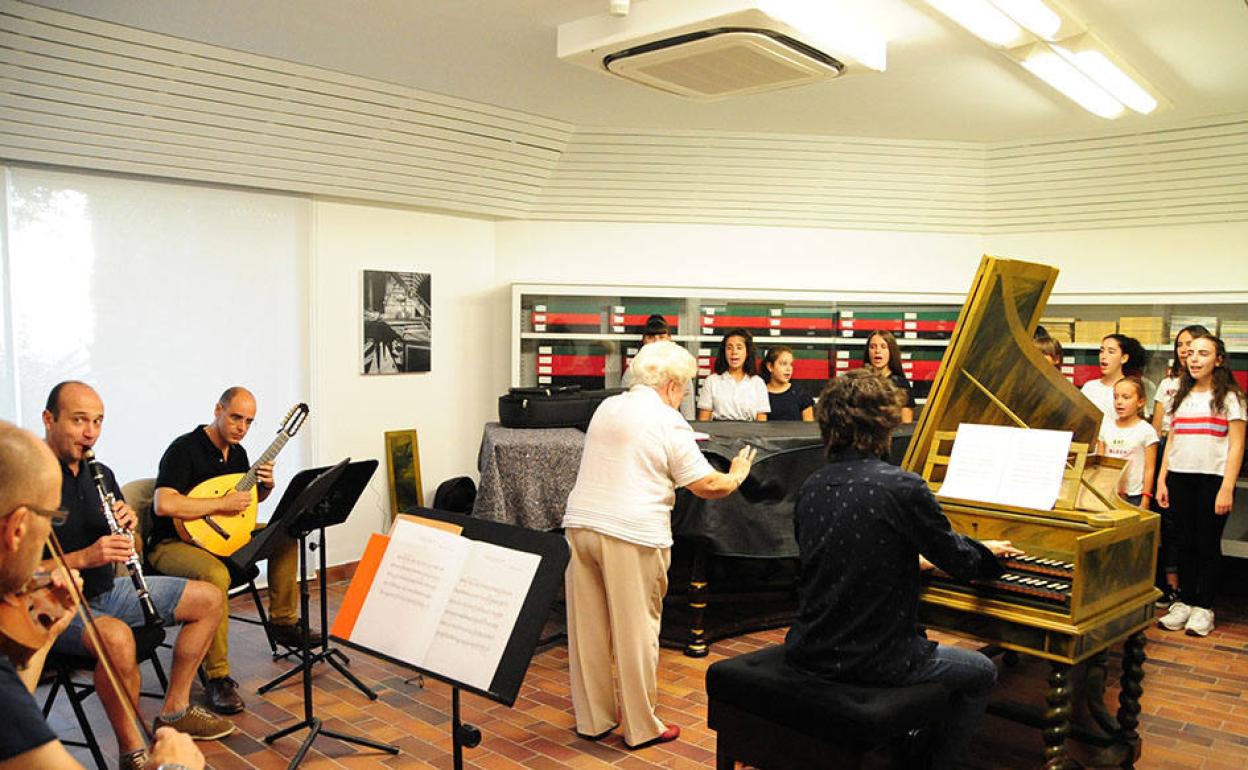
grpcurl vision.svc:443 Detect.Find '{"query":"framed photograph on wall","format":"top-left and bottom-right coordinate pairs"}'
top-left (362, 270), bottom-right (431, 374)
top-left (384, 429), bottom-right (424, 518)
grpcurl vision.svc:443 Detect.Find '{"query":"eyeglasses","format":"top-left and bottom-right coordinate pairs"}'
top-left (5, 504), bottom-right (69, 526)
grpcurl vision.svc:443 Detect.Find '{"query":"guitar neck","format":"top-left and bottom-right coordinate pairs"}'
top-left (236, 433), bottom-right (292, 492)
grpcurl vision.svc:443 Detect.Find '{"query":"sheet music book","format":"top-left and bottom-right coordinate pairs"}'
top-left (938, 424), bottom-right (1072, 511)
top-left (331, 518), bottom-right (540, 691)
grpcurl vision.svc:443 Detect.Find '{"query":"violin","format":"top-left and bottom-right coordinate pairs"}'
top-left (0, 572), bottom-right (76, 667)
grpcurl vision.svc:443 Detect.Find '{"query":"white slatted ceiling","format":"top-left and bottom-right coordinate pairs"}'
top-left (2, 0), bottom-right (1247, 232)
top-left (0, 0), bottom-right (571, 218)
top-left (534, 121), bottom-right (1248, 232)
top-left (533, 127), bottom-right (987, 232)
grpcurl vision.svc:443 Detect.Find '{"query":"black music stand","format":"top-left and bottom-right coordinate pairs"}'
top-left (256, 459), bottom-right (381, 699)
top-left (332, 507), bottom-right (569, 770)
top-left (260, 459), bottom-right (398, 769)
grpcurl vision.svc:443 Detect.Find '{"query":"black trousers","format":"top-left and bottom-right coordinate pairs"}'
top-left (1168, 472), bottom-right (1229, 609)
top-left (1152, 436), bottom-right (1180, 578)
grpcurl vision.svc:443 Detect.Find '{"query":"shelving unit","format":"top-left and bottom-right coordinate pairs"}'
top-left (512, 285), bottom-right (977, 405)
top-left (513, 284), bottom-right (1248, 399)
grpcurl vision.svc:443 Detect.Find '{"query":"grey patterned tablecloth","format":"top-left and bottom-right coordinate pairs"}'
top-left (472, 422), bottom-right (585, 530)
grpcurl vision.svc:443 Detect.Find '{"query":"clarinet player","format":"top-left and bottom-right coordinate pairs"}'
top-left (41, 382), bottom-right (234, 770)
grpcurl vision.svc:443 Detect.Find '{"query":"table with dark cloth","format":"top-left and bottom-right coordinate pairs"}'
top-left (472, 422), bottom-right (584, 529)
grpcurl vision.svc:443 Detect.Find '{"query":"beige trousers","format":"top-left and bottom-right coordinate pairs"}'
top-left (564, 527), bottom-right (671, 746)
top-left (149, 524), bottom-right (300, 679)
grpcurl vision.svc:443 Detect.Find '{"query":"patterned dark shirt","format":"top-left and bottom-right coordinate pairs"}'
top-left (784, 449), bottom-right (1002, 684)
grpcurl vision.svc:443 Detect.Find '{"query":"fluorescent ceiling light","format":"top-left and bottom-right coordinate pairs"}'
top-left (1015, 44), bottom-right (1125, 119)
top-left (925, 0), bottom-right (1028, 48)
top-left (988, 0), bottom-right (1062, 40)
top-left (1053, 40), bottom-right (1159, 114)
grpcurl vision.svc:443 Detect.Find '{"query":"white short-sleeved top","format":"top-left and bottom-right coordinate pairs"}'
top-left (1154, 376), bottom-right (1181, 433)
top-left (1080, 378), bottom-right (1116, 418)
top-left (696, 372), bottom-right (770, 421)
top-left (1098, 417), bottom-right (1159, 496)
top-left (562, 386), bottom-right (714, 548)
top-left (1167, 389), bottom-right (1247, 476)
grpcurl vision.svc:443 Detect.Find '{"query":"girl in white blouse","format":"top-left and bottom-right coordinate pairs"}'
top-left (696, 328), bottom-right (770, 421)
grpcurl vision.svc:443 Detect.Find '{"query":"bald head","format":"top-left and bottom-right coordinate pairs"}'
top-left (211, 386), bottom-right (257, 446)
top-left (0, 420), bottom-right (60, 593)
top-left (218, 386), bottom-right (254, 409)
top-left (42, 380), bottom-right (105, 468)
top-left (0, 420), bottom-right (60, 515)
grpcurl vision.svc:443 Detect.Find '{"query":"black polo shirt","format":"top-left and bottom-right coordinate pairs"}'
top-left (784, 449), bottom-right (1002, 685)
top-left (152, 425), bottom-right (250, 546)
top-left (57, 459), bottom-right (124, 600)
top-left (0, 656), bottom-right (57, 760)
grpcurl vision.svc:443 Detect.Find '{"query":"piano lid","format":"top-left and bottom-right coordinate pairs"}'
top-left (903, 256), bottom-right (1102, 481)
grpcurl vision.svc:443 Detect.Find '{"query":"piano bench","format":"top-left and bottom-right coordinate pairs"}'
top-left (706, 645), bottom-right (950, 770)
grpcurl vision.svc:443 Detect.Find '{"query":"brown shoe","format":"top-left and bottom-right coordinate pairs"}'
top-left (154, 704), bottom-right (235, 740)
top-left (270, 622), bottom-right (323, 649)
top-left (204, 676), bottom-right (245, 715)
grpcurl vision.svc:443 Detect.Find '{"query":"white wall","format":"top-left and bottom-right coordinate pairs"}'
top-left (310, 200), bottom-right (501, 566)
top-left (985, 222), bottom-right (1248, 296)
top-left (494, 221), bottom-right (984, 294)
top-left (495, 220), bottom-right (1248, 298)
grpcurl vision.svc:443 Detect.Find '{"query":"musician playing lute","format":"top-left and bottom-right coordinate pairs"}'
top-left (150, 386), bottom-right (317, 716)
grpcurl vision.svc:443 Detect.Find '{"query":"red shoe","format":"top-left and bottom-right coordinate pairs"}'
top-left (626, 725), bottom-right (679, 750)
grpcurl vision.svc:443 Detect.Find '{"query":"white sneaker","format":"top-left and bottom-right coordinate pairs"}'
top-left (1185, 607), bottom-right (1215, 637)
top-left (1158, 601), bottom-right (1191, 630)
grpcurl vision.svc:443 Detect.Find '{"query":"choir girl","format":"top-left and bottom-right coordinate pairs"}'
top-left (696, 328), bottom-right (770, 421)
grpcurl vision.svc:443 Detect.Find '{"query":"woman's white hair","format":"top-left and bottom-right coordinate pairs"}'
top-left (630, 340), bottom-right (696, 389)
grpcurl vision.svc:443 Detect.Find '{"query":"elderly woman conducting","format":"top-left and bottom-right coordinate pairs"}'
top-left (562, 341), bottom-right (756, 749)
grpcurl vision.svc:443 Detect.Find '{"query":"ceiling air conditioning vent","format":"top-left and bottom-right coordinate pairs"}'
top-left (558, 1), bottom-right (885, 102)
top-left (604, 28), bottom-right (844, 100)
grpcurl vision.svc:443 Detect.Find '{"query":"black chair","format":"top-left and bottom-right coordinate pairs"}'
top-left (41, 624), bottom-right (169, 770)
top-left (433, 476), bottom-right (477, 513)
top-left (706, 645), bottom-right (950, 770)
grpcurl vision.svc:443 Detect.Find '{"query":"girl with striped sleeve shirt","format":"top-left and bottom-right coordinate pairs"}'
top-left (1156, 333), bottom-right (1246, 636)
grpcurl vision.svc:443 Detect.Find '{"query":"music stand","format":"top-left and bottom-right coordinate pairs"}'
top-left (260, 458), bottom-right (399, 769)
top-left (256, 459), bottom-right (381, 700)
top-left (332, 507), bottom-right (570, 770)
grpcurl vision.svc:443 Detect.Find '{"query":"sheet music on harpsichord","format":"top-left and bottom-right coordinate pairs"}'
top-left (938, 424), bottom-right (1072, 511)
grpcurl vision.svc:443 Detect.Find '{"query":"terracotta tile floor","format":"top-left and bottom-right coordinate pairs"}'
top-left (42, 583), bottom-right (1248, 769)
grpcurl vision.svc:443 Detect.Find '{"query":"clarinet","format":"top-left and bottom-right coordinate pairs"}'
top-left (82, 449), bottom-right (163, 628)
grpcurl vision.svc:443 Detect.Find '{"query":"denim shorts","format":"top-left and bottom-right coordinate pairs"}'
top-left (51, 575), bottom-right (187, 657)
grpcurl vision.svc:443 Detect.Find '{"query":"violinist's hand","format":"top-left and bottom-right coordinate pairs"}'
top-left (46, 567), bottom-right (82, 639)
top-left (145, 726), bottom-right (205, 770)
